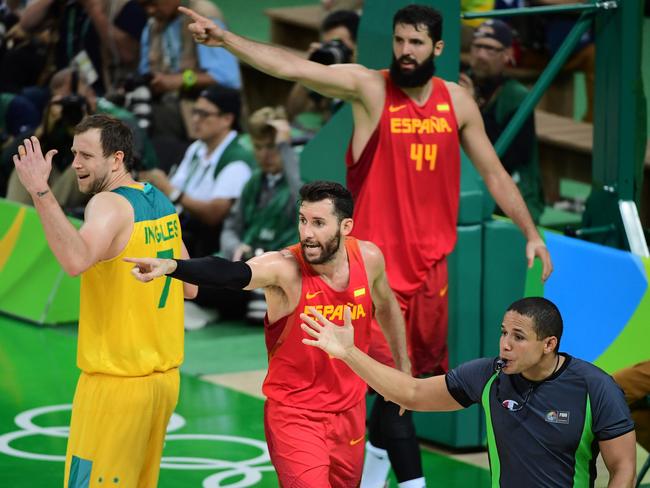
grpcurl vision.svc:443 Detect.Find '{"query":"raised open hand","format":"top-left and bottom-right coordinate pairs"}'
top-left (301, 306), bottom-right (355, 359)
top-left (12, 136), bottom-right (57, 197)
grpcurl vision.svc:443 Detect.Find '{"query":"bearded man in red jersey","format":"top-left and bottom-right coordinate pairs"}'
top-left (126, 181), bottom-right (410, 487)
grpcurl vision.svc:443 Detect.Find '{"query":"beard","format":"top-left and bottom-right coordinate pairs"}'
top-left (301, 229), bottom-right (342, 265)
top-left (389, 53), bottom-right (436, 88)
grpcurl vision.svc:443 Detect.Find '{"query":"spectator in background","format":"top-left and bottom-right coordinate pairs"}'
top-left (459, 19), bottom-right (544, 223)
top-left (285, 9), bottom-right (359, 139)
top-left (0, 0), bottom-right (63, 94)
top-left (0, 91), bottom-right (40, 196)
top-left (220, 106), bottom-right (301, 322)
top-left (16, 0), bottom-right (148, 95)
top-left (138, 0), bottom-right (241, 147)
top-left (140, 85), bottom-right (253, 259)
top-left (460, 0), bottom-right (494, 50)
top-left (5, 68), bottom-right (159, 209)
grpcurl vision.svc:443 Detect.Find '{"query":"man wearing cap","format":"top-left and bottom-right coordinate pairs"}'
top-left (459, 19), bottom-right (544, 223)
top-left (141, 85), bottom-right (253, 258)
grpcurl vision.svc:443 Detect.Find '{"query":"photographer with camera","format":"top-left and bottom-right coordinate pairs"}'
top-left (285, 9), bottom-right (359, 138)
top-left (5, 67), bottom-right (159, 208)
top-left (459, 19), bottom-right (544, 223)
top-left (140, 85), bottom-right (253, 260)
top-left (138, 0), bottom-right (240, 151)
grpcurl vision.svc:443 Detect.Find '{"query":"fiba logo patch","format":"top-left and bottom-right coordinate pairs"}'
top-left (501, 399), bottom-right (520, 411)
top-left (545, 410), bottom-right (570, 424)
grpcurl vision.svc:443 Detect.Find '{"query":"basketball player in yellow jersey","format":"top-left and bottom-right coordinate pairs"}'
top-left (12, 114), bottom-right (198, 488)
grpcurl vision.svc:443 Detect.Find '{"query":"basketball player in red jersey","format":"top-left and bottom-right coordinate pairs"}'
top-left (125, 181), bottom-right (410, 487)
top-left (176, 5), bottom-right (553, 487)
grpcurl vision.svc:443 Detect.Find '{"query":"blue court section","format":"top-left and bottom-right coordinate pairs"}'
top-left (543, 232), bottom-right (648, 363)
top-left (0, 314), bottom-right (490, 487)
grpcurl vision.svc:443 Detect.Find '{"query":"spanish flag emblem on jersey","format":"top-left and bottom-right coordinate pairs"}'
top-left (354, 287), bottom-right (366, 298)
top-left (437, 103), bottom-right (450, 112)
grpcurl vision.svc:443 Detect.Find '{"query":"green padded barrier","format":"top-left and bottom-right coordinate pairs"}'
top-left (0, 199), bottom-right (80, 324)
top-left (413, 224), bottom-right (483, 447)
top-left (481, 219), bottom-right (528, 360)
top-left (458, 154), bottom-right (485, 225)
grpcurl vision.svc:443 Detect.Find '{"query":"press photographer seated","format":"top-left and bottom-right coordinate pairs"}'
top-left (285, 9), bottom-right (359, 139)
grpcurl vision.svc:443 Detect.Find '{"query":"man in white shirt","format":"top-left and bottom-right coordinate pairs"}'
top-left (141, 85), bottom-right (253, 257)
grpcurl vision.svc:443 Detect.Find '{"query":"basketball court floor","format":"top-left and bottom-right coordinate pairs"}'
top-left (1, 314), bottom-right (647, 487)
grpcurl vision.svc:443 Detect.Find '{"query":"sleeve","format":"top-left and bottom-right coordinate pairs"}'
top-left (210, 162), bottom-right (252, 199)
top-left (196, 19), bottom-right (241, 89)
top-left (589, 372), bottom-right (635, 441)
top-left (445, 358), bottom-right (496, 408)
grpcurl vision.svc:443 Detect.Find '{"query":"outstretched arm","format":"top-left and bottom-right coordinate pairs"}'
top-left (125, 250), bottom-right (290, 291)
top-left (178, 6), bottom-right (380, 103)
top-left (301, 307), bottom-right (463, 412)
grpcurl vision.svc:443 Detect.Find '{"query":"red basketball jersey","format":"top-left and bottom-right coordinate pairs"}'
top-left (346, 72), bottom-right (460, 300)
top-left (262, 237), bottom-right (373, 412)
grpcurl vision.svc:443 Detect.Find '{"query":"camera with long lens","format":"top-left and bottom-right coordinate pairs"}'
top-left (309, 39), bottom-right (352, 66)
top-left (307, 40), bottom-right (352, 106)
top-left (123, 72), bottom-right (154, 132)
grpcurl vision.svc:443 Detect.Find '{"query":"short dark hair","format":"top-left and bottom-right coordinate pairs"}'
top-left (74, 114), bottom-right (135, 171)
top-left (299, 181), bottom-right (354, 222)
top-left (507, 297), bottom-right (563, 350)
top-left (322, 10), bottom-right (360, 42)
top-left (393, 4), bottom-right (443, 43)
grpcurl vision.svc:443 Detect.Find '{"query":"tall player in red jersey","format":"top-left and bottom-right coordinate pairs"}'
top-left (126, 181), bottom-right (410, 487)
top-left (176, 5), bottom-right (554, 487)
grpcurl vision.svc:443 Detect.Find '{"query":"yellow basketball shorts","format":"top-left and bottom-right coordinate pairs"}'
top-left (63, 368), bottom-right (180, 488)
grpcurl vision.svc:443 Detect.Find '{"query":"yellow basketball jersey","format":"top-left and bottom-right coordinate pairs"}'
top-left (78, 183), bottom-right (184, 376)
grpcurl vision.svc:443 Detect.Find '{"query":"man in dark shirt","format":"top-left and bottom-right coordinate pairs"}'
top-left (459, 19), bottom-right (545, 223)
top-left (302, 296), bottom-right (636, 487)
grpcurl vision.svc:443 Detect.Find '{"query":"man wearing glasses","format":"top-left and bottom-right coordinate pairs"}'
top-left (459, 19), bottom-right (544, 223)
top-left (301, 296), bottom-right (637, 487)
top-left (141, 85), bottom-right (253, 258)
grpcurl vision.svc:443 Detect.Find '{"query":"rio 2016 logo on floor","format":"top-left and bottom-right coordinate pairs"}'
top-left (0, 404), bottom-right (275, 487)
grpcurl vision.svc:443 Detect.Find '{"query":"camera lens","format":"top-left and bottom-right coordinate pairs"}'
top-left (309, 39), bottom-right (352, 66)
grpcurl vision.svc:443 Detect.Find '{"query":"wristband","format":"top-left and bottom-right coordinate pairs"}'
top-left (182, 69), bottom-right (197, 90)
